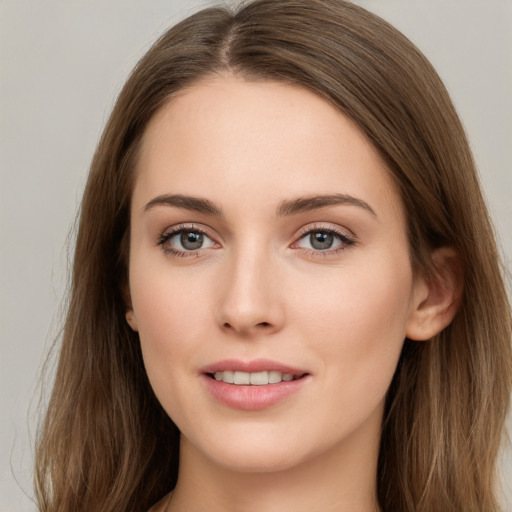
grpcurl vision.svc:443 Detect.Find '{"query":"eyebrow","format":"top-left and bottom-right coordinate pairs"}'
top-left (144, 194), bottom-right (222, 215)
top-left (143, 192), bottom-right (376, 218)
top-left (276, 194), bottom-right (376, 217)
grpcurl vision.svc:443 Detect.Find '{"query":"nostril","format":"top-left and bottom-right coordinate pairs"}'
top-left (221, 320), bottom-right (274, 332)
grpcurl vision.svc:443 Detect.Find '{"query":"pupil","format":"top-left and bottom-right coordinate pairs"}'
top-left (310, 231), bottom-right (333, 250)
top-left (180, 231), bottom-right (203, 250)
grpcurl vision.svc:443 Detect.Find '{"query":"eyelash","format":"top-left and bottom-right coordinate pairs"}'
top-left (156, 223), bottom-right (356, 258)
top-left (293, 224), bottom-right (356, 257)
top-left (156, 224), bottom-right (214, 257)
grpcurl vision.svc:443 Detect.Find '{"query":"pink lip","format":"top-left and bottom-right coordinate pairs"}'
top-left (200, 358), bottom-right (307, 376)
top-left (200, 359), bottom-right (310, 411)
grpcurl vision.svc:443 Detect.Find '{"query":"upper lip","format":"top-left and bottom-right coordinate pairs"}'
top-left (200, 358), bottom-right (308, 376)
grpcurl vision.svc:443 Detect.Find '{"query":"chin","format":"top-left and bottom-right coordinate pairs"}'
top-left (210, 446), bottom-right (308, 474)
top-left (183, 429), bottom-right (312, 474)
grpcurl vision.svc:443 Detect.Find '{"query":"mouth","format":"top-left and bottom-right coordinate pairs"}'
top-left (201, 358), bottom-right (309, 385)
top-left (207, 370), bottom-right (306, 385)
top-left (200, 359), bottom-right (310, 410)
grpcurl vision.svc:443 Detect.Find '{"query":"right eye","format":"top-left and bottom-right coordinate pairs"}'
top-left (158, 226), bottom-right (216, 256)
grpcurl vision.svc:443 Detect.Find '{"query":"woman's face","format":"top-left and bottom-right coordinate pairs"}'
top-left (128, 76), bottom-right (426, 473)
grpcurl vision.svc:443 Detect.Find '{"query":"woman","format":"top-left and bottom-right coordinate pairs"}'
top-left (35, 1), bottom-right (512, 511)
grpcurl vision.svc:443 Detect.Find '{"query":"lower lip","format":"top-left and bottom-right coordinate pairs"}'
top-left (202, 374), bottom-right (310, 410)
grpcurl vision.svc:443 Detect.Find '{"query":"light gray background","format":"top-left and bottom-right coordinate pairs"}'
top-left (1, 1), bottom-right (511, 510)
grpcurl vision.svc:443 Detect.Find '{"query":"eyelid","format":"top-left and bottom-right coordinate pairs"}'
top-left (159, 223), bottom-right (215, 239)
top-left (295, 222), bottom-right (355, 240)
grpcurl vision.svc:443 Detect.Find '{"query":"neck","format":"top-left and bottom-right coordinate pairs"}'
top-left (169, 418), bottom-right (382, 512)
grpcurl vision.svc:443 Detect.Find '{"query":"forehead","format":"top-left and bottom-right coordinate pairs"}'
top-left (133, 76), bottom-right (404, 224)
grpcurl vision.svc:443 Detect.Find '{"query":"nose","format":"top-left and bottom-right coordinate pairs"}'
top-left (216, 247), bottom-right (285, 338)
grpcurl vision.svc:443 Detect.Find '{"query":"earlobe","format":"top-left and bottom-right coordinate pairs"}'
top-left (125, 310), bottom-right (139, 331)
top-left (122, 282), bottom-right (139, 332)
top-left (406, 247), bottom-right (464, 341)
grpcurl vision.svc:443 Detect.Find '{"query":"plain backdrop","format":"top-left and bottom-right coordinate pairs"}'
top-left (1, 1), bottom-right (511, 510)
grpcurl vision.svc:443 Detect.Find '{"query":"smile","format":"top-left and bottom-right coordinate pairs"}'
top-left (201, 360), bottom-right (310, 410)
top-left (211, 370), bottom-right (301, 385)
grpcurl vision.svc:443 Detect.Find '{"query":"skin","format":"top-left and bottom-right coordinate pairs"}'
top-left (127, 76), bottom-right (456, 512)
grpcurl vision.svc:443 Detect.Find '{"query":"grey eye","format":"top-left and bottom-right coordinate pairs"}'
top-left (180, 231), bottom-right (204, 250)
top-left (295, 228), bottom-right (353, 252)
top-left (309, 231), bottom-right (334, 250)
top-left (166, 230), bottom-right (214, 251)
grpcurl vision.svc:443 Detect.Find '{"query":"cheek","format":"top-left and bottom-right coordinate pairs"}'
top-left (129, 266), bottom-right (212, 383)
top-left (130, 271), bottom-right (217, 433)
top-left (294, 253), bottom-right (413, 401)
top-left (298, 262), bottom-right (412, 330)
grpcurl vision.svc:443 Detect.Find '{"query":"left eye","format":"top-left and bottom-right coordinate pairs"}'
top-left (166, 230), bottom-right (215, 251)
top-left (295, 230), bottom-right (351, 251)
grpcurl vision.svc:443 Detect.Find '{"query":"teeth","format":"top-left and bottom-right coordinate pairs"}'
top-left (250, 371), bottom-right (268, 385)
top-left (233, 371), bottom-right (250, 385)
top-left (268, 370), bottom-right (282, 383)
top-left (213, 371), bottom-right (298, 385)
top-left (223, 370), bottom-right (234, 383)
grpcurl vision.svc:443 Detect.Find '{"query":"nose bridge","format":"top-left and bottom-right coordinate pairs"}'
top-left (217, 237), bottom-right (283, 335)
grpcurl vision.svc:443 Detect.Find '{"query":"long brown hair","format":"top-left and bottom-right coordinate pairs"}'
top-left (35, 1), bottom-right (512, 511)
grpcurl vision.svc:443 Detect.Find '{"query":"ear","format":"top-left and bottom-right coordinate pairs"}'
top-left (125, 310), bottom-right (139, 332)
top-left (122, 281), bottom-right (139, 332)
top-left (406, 247), bottom-right (463, 341)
